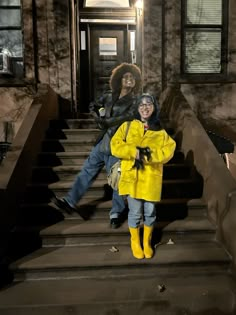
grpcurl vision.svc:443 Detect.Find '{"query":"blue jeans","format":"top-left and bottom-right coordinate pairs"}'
top-left (127, 196), bottom-right (156, 228)
top-left (64, 140), bottom-right (125, 219)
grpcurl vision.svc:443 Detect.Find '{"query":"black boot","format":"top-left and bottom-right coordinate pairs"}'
top-left (52, 195), bottom-right (89, 220)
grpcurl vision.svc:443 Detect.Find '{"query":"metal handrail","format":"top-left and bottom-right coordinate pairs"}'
top-left (0, 141), bottom-right (11, 164)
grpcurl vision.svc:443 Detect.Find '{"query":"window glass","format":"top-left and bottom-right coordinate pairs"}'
top-left (0, 9), bottom-right (21, 27)
top-left (186, 0), bottom-right (222, 25)
top-left (0, 30), bottom-right (23, 57)
top-left (99, 37), bottom-right (117, 56)
top-left (80, 31), bottom-right (86, 50)
top-left (130, 31), bottom-right (135, 51)
top-left (85, 0), bottom-right (130, 8)
top-left (185, 30), bottom-right (221, 73)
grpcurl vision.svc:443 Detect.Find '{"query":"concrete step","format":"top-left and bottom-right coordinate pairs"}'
top-left (9, 240), bottom-right (230, 281)
top-left (24, 181), bottom-right (202, 205)
top-left (31, 163), bottom-right (192, 183)
top-left (49, 118), bottom-right (97, 129)
top-left (46, 178), bottom-right (203, 200)
top-left (19, 198), bottom-right (207, 227)
top-left (37, 150), bottom-right (186, 166)
top-left (39, 215), bottom-right (216, 247)
top-left (46, 128), bottom-right (100, 140)
top-left (37, 151), bottom-right (93, 166)
top-left (41, 139), bottom-right (96, 152)
top-left (0, 268), bottom-right (236, 315)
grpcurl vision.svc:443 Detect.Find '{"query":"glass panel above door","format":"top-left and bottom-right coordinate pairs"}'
top-left (84, 0), bottom-right (130, 8)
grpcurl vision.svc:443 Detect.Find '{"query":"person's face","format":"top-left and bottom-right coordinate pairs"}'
top-left (121, 72), bottom-right (136, 89)
top-left (138, 97), bottom-right (154, 121)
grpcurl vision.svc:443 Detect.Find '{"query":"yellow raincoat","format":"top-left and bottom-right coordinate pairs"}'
top-left (110, 120), bottom-right (176, 202)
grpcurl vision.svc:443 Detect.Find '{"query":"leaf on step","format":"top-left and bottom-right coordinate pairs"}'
top-left (167, 238), bottom-right (175, 245)
top-left (157, 284), bottom-right (166, 292)
top-left (109, 246), bottom-right (119, 253)
top-left (154, 242), bottom-right (163, 248)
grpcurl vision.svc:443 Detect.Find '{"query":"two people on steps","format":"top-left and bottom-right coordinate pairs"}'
top-left (52, 62), bottom-right (176, 259)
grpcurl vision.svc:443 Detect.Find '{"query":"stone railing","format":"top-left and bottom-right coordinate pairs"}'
top-left (0, 84), bottom-right (59, 238)
top-left (159, 85), bottom-right (236, 268)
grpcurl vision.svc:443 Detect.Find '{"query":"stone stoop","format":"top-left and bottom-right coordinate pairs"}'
top-left (1, 117), bottom-right (236, 315)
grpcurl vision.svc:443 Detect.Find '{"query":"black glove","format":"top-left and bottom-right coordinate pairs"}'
top-left (136, 146), bottom-right (151, 161)
top-left (95, 117), bottom-right (108, 129)
top-left (133, 158), bottom-right (144, 170)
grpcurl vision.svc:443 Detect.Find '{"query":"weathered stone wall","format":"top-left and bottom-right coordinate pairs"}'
top-left (142, 0), bottom-right (162, 96)
top-left (22, 0), bottom-right (71, 100)
top-left (181, 83), bottom-right (236, 123)
top-left (0, 87), bottom-right (34, 140)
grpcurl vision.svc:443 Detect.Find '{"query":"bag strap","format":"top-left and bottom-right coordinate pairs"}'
top-left (124, 121), bottom-right (131, 142)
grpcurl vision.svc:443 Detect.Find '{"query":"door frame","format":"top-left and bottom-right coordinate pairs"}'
top-left (75, 0), bottom-right (137, 113)
top-left (79, 22), bottom-right (136, 112)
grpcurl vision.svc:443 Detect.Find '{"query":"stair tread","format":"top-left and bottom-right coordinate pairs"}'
top-left (22, 198), bottom-right (206, 210)
top-left (44, 139), bottom-right (96, 143)
top-left (47, 178), bottom-right (200, 190)
top-left (39, 151), bottom-right (92, 156)
top-left (61, 128), bottom-right (99, 132)
top-left (10, 241), bottom-right (230, 271)
top-left (33, 162), bottom-right (189, 171)
top-left (0, 272), bottom-right (235, 310)
top-left (40, 217), bottom-right (216, 237)
top-left (39, 149), bottom-right (184, 154)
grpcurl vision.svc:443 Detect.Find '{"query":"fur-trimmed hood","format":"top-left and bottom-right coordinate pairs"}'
top-left (109, 63), bottom-right (142, 95)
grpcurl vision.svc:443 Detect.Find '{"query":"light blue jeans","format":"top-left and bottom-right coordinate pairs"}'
top-left (64, 140), bottom-right (125, 219)
top-left (127, 196), bottom-right (156, 227)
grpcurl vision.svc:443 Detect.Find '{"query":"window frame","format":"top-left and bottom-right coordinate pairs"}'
top-left (181, 0), bottom-right (229, 81)
top-left (0, 2), bottom-right (24, 84)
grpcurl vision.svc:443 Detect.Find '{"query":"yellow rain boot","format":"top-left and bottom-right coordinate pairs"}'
top-left (129, 227), bottom-right (144, 259)
top-left (143, 225), bottom-right (154, 258)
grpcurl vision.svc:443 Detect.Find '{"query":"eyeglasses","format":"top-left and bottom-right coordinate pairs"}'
top-left (138, 103), bottom-right (153, 109)
top-left (122, 73), bottom-right (135, 80)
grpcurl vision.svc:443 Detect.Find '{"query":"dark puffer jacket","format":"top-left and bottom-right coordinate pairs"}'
top-left (89, 63), bottom-right (142, 153)
top-left (92, 91), bottom-right (138, 150)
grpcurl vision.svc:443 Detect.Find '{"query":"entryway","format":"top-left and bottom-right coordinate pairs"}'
top-left (71, 0), bottom-right (137, 112)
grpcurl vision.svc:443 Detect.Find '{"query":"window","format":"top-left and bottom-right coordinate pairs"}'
top-left (0, 0), bottom-right (23, 78)
top-left (182, 0), bottom-right (228, 75)
top-left (84, 0), bottom-right (130, 8)
top-left (99, 37), bottom-right (117, 56)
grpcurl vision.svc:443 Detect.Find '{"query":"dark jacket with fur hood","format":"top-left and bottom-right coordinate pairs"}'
top-left (89, 63), bottom-right (142, 152)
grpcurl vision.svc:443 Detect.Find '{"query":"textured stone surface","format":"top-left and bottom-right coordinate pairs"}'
top-left (22, 0), bottom-right (71, 99)
top-left (0, 87), bottom-right (34, 138)
top-left (143, 0), bottom-right (162, 96)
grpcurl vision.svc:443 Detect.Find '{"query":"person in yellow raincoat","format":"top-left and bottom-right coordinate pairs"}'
top-left (110, 93), bottom-right (176, 259)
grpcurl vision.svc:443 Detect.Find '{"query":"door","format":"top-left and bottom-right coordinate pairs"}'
top-left (79, 24), bottom-right (132, 111)
top-left (90, 26), bottom-right (126, 100)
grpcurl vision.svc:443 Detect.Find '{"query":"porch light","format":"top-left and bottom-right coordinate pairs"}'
top-left (135, 0), bottom-right (143, 17)
top-left (135, 0), bottom-right (143, 10)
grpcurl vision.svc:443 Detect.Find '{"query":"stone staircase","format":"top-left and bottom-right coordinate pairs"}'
top-left (0, 117), bottom-right (236, 315)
